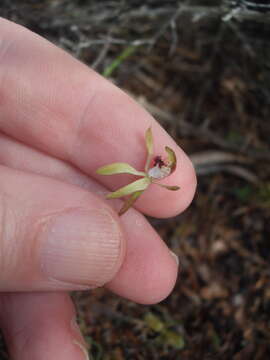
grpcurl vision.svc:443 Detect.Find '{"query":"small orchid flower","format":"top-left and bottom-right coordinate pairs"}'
top-left (96, 127), bottom-right (180, 216)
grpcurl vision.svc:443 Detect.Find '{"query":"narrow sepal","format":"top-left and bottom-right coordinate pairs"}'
top-left (106, 177), bottom-right (151, 199)
top-left (96, 162), bottom-right (145, 176)
top-left (145, 127), bottom-right (154, 171)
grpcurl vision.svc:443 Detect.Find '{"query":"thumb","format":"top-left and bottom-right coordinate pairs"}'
top-left (0, 165), bottom-right (125, 291)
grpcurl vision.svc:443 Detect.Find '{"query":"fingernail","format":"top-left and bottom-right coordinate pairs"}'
top-left (170, 250), bottom-right (179, 267)
top-left (73, 340), bottom-right (89, 360)
top-left (40, 208), bottom-right (123, 287)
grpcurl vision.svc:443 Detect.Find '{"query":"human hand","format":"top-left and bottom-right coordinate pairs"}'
top-left (0, 18), bottom-right (196, 359)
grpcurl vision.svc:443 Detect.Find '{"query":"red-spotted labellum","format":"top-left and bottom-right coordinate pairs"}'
top-left (96, 127), bottom-right (180, 216)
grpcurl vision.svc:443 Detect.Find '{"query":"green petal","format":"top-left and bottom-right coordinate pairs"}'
top-left (118, 190), bottom-right (143, 216)
top-left (96, 162), bottom-right (145, 176)
top-left (106, 177), bottom-right (151, 199)
top-left (145, 127), bottom-right (154, 171)
top-left (158, 184), bottom-right (180, 191)
top-left (165, 146), bottom-right (177, 173)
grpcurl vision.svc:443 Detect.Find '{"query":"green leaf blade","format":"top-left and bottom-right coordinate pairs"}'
top-left (106, 177), bottom-right (151, 199)
top-left (162, 329), bottom-right (185, 350)
top-left (96, 162), bottom-right (145, 176)
top-left (144, 312), bottom-right (165, 332)
top-left (102, 45), bottom-right (137, 78)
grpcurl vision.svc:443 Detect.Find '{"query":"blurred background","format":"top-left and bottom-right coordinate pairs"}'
top-left (0, 1), bottom-right (270, 359)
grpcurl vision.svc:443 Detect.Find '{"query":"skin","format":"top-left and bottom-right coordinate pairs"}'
top-left (0, 18), bottom-right (196, 360)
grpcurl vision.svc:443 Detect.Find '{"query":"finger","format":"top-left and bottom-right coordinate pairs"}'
top-left (0, 18), bottom-right (196, 218)
top-left (0, 292), bottom-right (89, 360)
top-left (0, 164), bottom-right (125, 291)
top-left (0, 134), bottom-right (178, 303)
top-left (107, 209), bottom-right (179, 304)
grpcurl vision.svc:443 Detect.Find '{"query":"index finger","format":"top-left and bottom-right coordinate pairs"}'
top-left (0, 18), bottom-right (196, 217)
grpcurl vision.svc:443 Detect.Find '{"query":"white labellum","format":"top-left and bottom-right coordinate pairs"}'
top-left (148, 164), bottom-right (171, 179)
